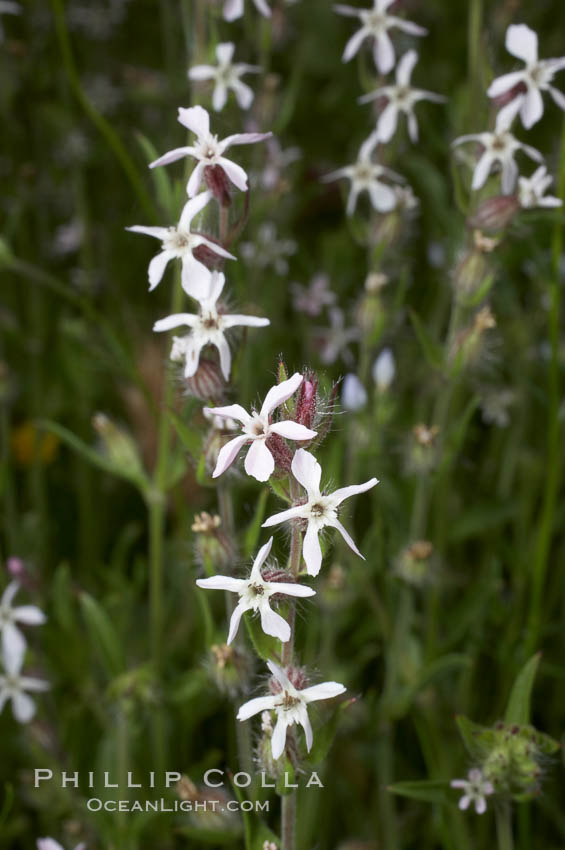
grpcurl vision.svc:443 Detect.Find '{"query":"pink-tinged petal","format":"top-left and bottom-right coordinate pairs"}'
top-left (471, 152), bottom-right (494, 191)
top-left (303, 524), bottom-right (323, 576)
top-left (237, 695), bottom-right (277, 720)
top-left (223, 0), bottom-right (244, 21)
top-left (227, 600), bottom-right (249, 644)
top-left (153, 313), bottom-right (198, 332)
top-left (212, 435), bottom-right (249, 477)
top-left (298, 703), bottom-right (313, 751)
top-left (450, 779), bottom-right (468, 789)
top-left (197, 235), bottom-right (236, 261)
top-left (2, 622), bottom-right (26, 673)
top-left (178, 190), bottom-right (213, 229)
top-left (126, 225), bottom-right (168, 240)
top-left (300, 681), bottom-right (346, 703)
top-left (266, 582), bottom-right (316, 598)
top-left (291, 448), bottom-right (322, 498)
top-left (376, 102), bottom-right (399, 142)
top-left (548, 85), bottom-right (565, 112)
top-left (148, 250), bottom-right (174, 290)
top-left (331, 477), bottom-right (379, 506)
top-left (216, 42), bottom-right (235, 64)
top-left (177, 104), bottom-right (210, 137)
top-left (253, 0), bottom-right (271, 16)
top-left (188, 65), bottom-right (216, 81)
top-left (13, 605), bottom-right (46, 625)
top-left (391, 18), bottom-right (427, 37)
top-left (328, 517), bottom-right (363, 559)
top-left (232, 80), bottom-right (255, 110)
top-left (204, 404), bottom-right (251, 425)
top-left (244, 438), bottom-right (275, 482)
top-left (1, 582), bottom-right (19, 608)
top-left (259, 602), bottom-right (290, 642)
top-left (269, 421), bottom-right (317, 441)
top-left (487, 70), bottom-right (526, 98)
top-left (216, 156), bottom-right (248, 192)
top-left (186, 162), bottom-right (206, 198)
top-left (396, 49), bottom-right (418, 86)
top-left (196, 575), bottom-right (246, 592)
top-left (458, 795), bottom-right (471, 811)
top-left (12, 691), bottom-right (36, 724)
top-left (215, 335), bottom-right (232, 381)
top-left (374, 31), bottom-right (395, 74)
top-left (271, 713), bottom-right (289, 760)
top-left (260, 372), bottom-right (303, 417)
top-left (266, 659), bottom-right (293, 690)
top-left (369, 181), bottom-right (396, 212)
top-left (213, 82), bottom-right (229, 112)
top-left (220, 132), bottom-right (272, 150)
top-left (262, 505), bottom-right (307, 527)
top-left (149, 146), bottom-right (193, 169)
top-left (521, 86), bottom-right (544, 128)
top-left (222, 314), bottom-right (270, 329)
top-left (343, 26), bottom-right (369, 63)
top-left (505, 23), bottom-right (538, 64)
top-left (475, 797), bottom-right (487, 815)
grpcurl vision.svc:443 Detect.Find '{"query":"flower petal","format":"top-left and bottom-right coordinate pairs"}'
top-left (215, 334), bottom-right (232, 381)
top-left (262, 505), bottom-right (307, 527)
top-left (149, 146), bottom-right (193, 169)
top-left (300, 681), bottom-right (347, 702)
top-left (377, 102), bottom-right (399, 142)
top-left (303, 524), bottom-right (323, 576)
top-left (196, 576), bottom-right (247, 592)
top-left (178, 191), bottom-right (213, 229)
top-left (330, 477), bottom-right (379, 506)
top-left (13, 605), bottom-right (46, 625)
top-left (204, 404), bottom-right (252, 425)
top-left (178, 105), bottom-right (210, 138)
top-left (471, 152), bottom-right (494, 191)
top-left (487, 70), bottom-right (526, 99)
top-left (213, 82), bottom-right (229, 112)
top-left (271, 712), bottom-right (289, 759)
top-left (153, 313), bottom-right (198, 332)
top-left (521, 85), bottom-right (544, 129)
top-left (237, 694), bottom-right (278, 720)
top-left (259, 602), bottom-right (291, 642)
top-left (505, 23), bottom-right (538, 64)
top-left (212, 435), bottom-right (249, 477)
top-left (12, 690), bottom-right (36, 724)
top-left (291, 448), bottom-right (322, 499)
top-left (216, 156), bottom-right (248, 192)
top-left (186, 162), bottom-right (206, 198)
top-left (223, 0), bottom-right (244, 21)
top-left (327, 517), bottom-right (363, 559)
top-left (267, 581), bottom-right (316, 598)
top-left (260, 372), bottom-right (303, 418)
top-left (2, 622), bottom-right (26, 673)
top-left (396, 49), bottom-right (418, 86)
top-left (298, 703), bottom-right (313, 752)
top-left (148, 251), bottom-right (175, 290)
top-left (216, 42), bottom-right (235, 64)
top-left (188, 64), bottom-right (216, 81)
top-left (250, 536), bottom-right (274, 579)
top-left (374, 31), bottom-right (395, 75)
top-left (244, 439), bottom-right (275, 482)
top-left (269, 421), bottom-right (317, 441)
top-left (342, 26), bottom-right (369, 63)
top-left (227, 600), bottom-right (249, 644)
top-left (267, 659), bottom-right (293, 691)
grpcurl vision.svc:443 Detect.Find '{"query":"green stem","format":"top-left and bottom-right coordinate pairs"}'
top-left (496, 804), bottom-right (514, 850)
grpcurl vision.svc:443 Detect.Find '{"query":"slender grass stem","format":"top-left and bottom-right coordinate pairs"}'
top-left (496, 804), bottom-right (514, 850)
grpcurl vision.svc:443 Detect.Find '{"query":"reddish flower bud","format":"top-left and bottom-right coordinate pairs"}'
top-left (491, 82), bottom-right (527, 109)
top-left (468, 195), bottom-right (520, 232)
top-left (295, 372), bottom-right (318, 430)
top-left (193, 238), bottom-right (227, 272)
top-left (204, 164), bottom-right (232, 207)
top-left (185, 357), bottom-right (226, 402)
top-left (265, 432), bottom-right (293, 475)
top-left (269, 665), bottom-right (309, 694)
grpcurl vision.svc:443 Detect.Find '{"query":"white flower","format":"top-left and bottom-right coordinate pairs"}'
top-left (204, 373), bottom-right (317, 482)
top-left (359, 50), bottom-right (446, 143)
top-left (240, 222), bottom-right (297, 275)
top-left (291, 273), bottom-right (336, 317)
top-left (127, 191), bottom-right (234, 300)
top-left (335, 0), bottom-right (427, 75)
top-left (487, 24), bottom-right (565, 129)
top-left (153, 271), bottom-right (270, 381)
top-left (196, 537), bottom-right (315, 643)
top-left (223, 0), bottom-right (271, 22)
top-left (0, 1), bottom-right (20, 41)
top-left (341, 374), bottom-right (367, 411)
top-left (322, 133), bottom-right (402, 216)
top-left (189, 43), bottom-right (261, 112)
top-left (372, 348), bottom-right (395, 391)
top-left (0, 582), bottom-right (46, 672)
top-left (0, 641), bottom-right (49, 724)
top-left (450, 769), bottom-right (495, 815)
top-left (237, 660), bottom-right (346, 760)
top-left (452, 99), bottom-right (544, 194)
top-left (37, 840), bottom-right (85, 850)
top-left (150, 105), bottom-right (272, 197)
top-left (262, 449), bottom-right (378, 576)
top-left (518, 165), bottom-right (562, 209)
top-left (258, 137), bottom-right (301, 192)
top-left (315, 307), bottom-right (360, 366)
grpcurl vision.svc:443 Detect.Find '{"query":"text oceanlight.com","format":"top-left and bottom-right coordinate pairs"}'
top-left (85, 798), bottom-right (270, 813)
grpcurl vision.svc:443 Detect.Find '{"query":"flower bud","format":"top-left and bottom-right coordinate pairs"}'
top-left (491, 82), bottom-right (527, 109)
top-left (269, 665), bottom-right (309, 693)
top-left (365, 272), bottom-right (389, 294)
top-left (372, 348), bottom-right (395, 392)
top-left (407, 424), bottom-right (440, 473)
top-left (192, 512), bottom-right (234, 572)
top-left (204, 164), bottom-right (232, 207)
top-left (265, 433), bottom-right (294, 475)
top-left (295, 372), bottom-right (318, 430)
top-left (176, 774), bottom-right (242, 834)
top-left (208, 642), bottom-right (253, 697)
top-left (395, 540), bottom-right (435, 587)
top-left (185, 358), bottom-right (227, 402)
top-left (341, 374), bottom-right (367, 412)
top-left (479, 722), bottom-right (558, 799)
top-left (92, 413), bottom-right (146, 482)
top-left (449, 307), bottom-right (496, 371)
top-left (193, 238), bottom-right (228, 272)
top-left (468, 195), bottom-right (519, 232)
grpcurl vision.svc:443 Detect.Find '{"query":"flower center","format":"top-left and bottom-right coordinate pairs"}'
top-left (355, 163), bottom-right (374, 182)
top-left (201, 313), bottom-right (219, 330)
top-left (248, 415), bottom-right (266, 437)
top-left (166, 229), bottom-right (192, 251)
top-left (282, 691), bottom-right (300, 710)
top-left (310, 503), bottom-right (326, 518)
top-left (365, 11), bottom-right (386, 32)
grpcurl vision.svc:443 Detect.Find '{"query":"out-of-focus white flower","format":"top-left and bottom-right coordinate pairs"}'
top-left (0, 2), bottom-right (21, 41)
top-left (372, 348), bottom-right (395, 391)
top-left (150, 105), bottom-right (272, 197)
top-left (335, 0), bottom-right (427, 74)
top-left (263, 449), bottom-right (378, 575)
top-left (480, 388), bottom-right (515, 428)
top-left (291, 274), bottom-right (336, 317)
top-left (127, 191), bottom-right (234, 300)
top-left (0, 583), bottom-right (46, 673)
top-left (258, 137), bottom-right (301, 192)
top-left (196, 537), bottom-right (315, 644)
top-left (53, 220), bottom-right (84, 256)
top-left (153, 271), bottom-right (270, 381)
top-left (518, 165), bottom-right (562, 209)
top-left (341, 374), bottom-right (367, 411)
top-left (315, 308), bottom-right (360, 366)
top-left (322, 133), bottom-right (401, 216)
top-left (204, 373), bottom-right (317, 482)
top-left (37, 840), bottom-right (85, 850)
top-left (241, 222), bottom-right (297, 275)
top-left (0, 640), bottom-right (49, 724)
top-left (450, 769), bottom-right (494, 814)
top-left (203, 407), bottom-right (239, 431)
top-left (359, 50), bottom-right (446, 143)
top-left (487, 24), bottom-right (565, 129)
top-left (452, 99), bottom-right (544, 194)
top-left (189, 43), bottom-right (261, 112)
top-left (237, 660), bottom-right (346, 760)
top-left (223, 0), bottom-right (271, 22)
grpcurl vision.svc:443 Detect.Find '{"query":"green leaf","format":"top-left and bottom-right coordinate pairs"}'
top-left (51, 562), bottom-right (75, 632)
top-left (408, 309), bottom-right (445, 370)
top-left (136, 132), bottom-right (175, 217)
top-left (168, 408), bottom-right (203, 459)
top-left (387, 779), bottom-right (450, 804)
top-left (244, 488), bottom-right (269, 558)
top-left (504, 653), bottom-right (541, 726)
top-left (79, 592), bottom-right (125, 677)
top-left (455, 715), bottom-right (496, 760)
top-left (0, 783), bottom-right (14, 829)
top-left (244, 610), bottom-right (281, 664)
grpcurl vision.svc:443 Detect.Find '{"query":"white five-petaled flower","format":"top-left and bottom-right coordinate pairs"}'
top-left (196, 537), bottom-right (315, 644)
top-left (487, 24), bottom-right (565, 129)
top-left (450, 769), bottom-right (495, 815)
top-left (0, 582), bottom-right (46, 671)
top-left (189, 43), bottom-right (261, 112)
top-left (322, 133), bottom-right (402, 216)
top-left (153, 271), bottom-right (270, 381)
top-left (150, 105), bottom-right (272, 197)
top-left (127, 191), bottom-right (234, 300)
top-left (0, 640), bottom-right (49, 724)
top-left (237, 660), bottom-right (346, 760)
top-left (335, 0), bottom-right (427, 75)
top-left (204, 373), bottom-right (317, 482)
top-left (452, 98), bottom-right (544, 195)
top-left (223, 0), bottom-right (271, 22)
top-left (37, 839), bottom-right (85, 850)
top-left (262, 449), bottom-right (378, 576)
top-left (518, 165), bottom-right (562, 209)
top-left (359, 50), bottom-right (446, 143)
